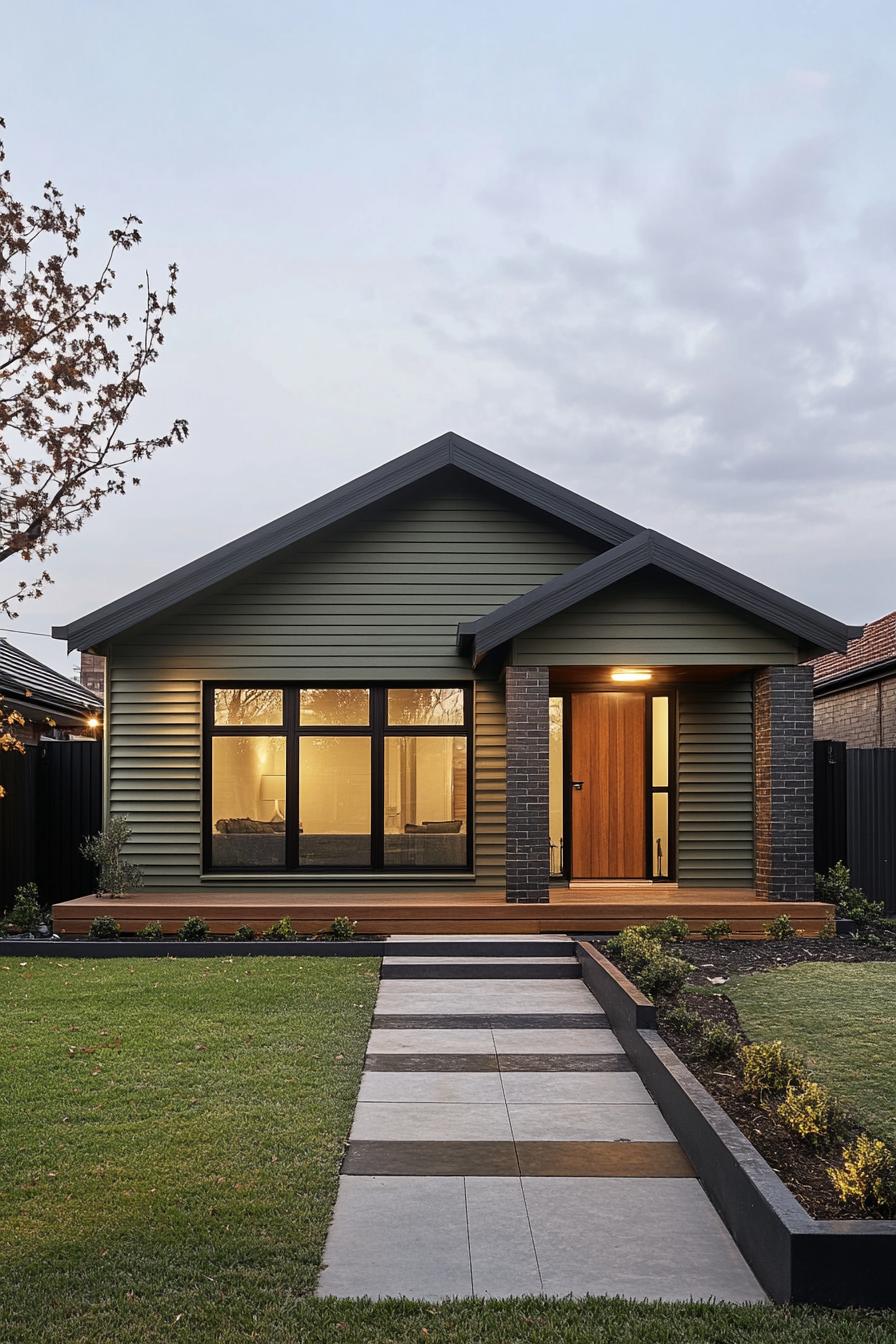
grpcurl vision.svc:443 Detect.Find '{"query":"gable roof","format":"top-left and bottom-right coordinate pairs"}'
top-left (53, 432), bottom-right (641, 652)
top-left (457, 530), bottom-right (862, 666)
top-left (0, 638), bottom-right (103, 716)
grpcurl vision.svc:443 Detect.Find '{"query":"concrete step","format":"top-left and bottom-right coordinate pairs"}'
top-left (383, 936), bottom-right (576, 958)
top-left (380, 956), bottom-right (582, 979)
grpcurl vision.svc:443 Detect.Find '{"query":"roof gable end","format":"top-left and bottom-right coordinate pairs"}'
top-left (54, 432), bottom-right (641, 651)
top-left (458, 530), bottom-right (862, 664)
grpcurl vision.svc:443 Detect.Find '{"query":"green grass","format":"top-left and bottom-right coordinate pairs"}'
top-left (729, 962), bottom-right (896, 1145)
top-left (1, 956), bottom-right (378, 1342)
top-left (2, 957), bottom-right (894, 1343)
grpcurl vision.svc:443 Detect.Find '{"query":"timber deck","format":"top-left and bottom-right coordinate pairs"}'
top-left (52, 886), bottom-right (834, 938)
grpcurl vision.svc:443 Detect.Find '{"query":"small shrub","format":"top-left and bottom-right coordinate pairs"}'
top-left (606, 925), bottom-right (658, 974)
top-left (138, 920), bottom-right (164, 940)
top-left (815, 861), bottom-right (884, 925)
top-left (89, 915), bottom-right (121, 940)
top-left (662, 1002), bottom-right (702, 1036)
top-left (635, 950), bottom-right (692, 1000)
top-left (828, 1134), bottom-right (896, 1215)
top-left (764, 913), bottom-right (796, 941)
top-left (777, 1080), bottom-right (838, 1148)
top-left (653, 915), bottom-right (690, 943)
top-left (81, 816), bottom-right (143, 896)
top-left (264, 916), bottom-right (295, 941)
top-left (178, 915), bottom-right (209, 942)
top-left (695, 1022), bottom-right (740, 1063)
top-left (327, 915), bottom-right (358, 941)
top-left (740, 1040), bottom-right (806, 1098)
top-left (234, 924), bottom-right (257, 941)
top-left (701, 919), bottom-right (732, 941)
top-left (818, 915), bottom-right (837, 941)
top-left (6, 883), bottom-right (43, 933)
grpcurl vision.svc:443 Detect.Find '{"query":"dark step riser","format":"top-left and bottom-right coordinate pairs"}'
top-left (380, 965), bottom-right (582, 979)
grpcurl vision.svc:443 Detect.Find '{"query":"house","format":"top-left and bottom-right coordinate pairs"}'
top-left (812, 610), bottom-right (896, 747)
top-left (0, 638), bottom-right (103, 744)
top-left (78, 652), bottom-right (106, 699)
top-left (50, 433), bottom-right (857, 935)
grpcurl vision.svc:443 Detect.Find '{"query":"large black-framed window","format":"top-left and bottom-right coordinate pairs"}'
top-left (203, 683), bottom-right (473, 874)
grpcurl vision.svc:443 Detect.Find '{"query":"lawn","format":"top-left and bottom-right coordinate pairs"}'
top-left (729, 962), bottom-right (896, 1145)
top-left (2, 955), bottom-right (894, 1344)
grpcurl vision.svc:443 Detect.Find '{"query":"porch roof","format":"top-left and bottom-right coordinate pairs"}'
top-left (457, 530), bottom-right (863, 668)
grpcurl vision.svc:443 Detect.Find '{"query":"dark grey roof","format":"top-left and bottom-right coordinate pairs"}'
top-left (53, 432), bottom-right (642, 651)
top-left (457, 530), bottom-right (863, 666)
top-left (0, 639), bottom-right (103, 715)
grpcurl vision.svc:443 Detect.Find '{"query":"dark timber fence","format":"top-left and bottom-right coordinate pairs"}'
top-left (814, 739), bottom-right (896, 914)
top-left (0, 740), bottom-right (102, 910)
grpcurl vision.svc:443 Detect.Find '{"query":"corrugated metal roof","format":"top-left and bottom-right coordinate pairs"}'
top-left (0, 638), bottom-right (103, 714)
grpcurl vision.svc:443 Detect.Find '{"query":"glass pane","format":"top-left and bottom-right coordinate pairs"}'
top-left (300, 688), bottom-right (369, 726)
top-left (384, 736), bottom-right (467, 866)
top-left (387, 687), bottom-right (465, 726)
top-left (549, 696), bottom-right (564, 876)
top-left (652, 793), bottom-right (670, 878)
top-left (652, 697), bottom-right (669, 788)
top-left (214, 688), bottom-right (283, 726)
top-left (211, 736), bottom-right (286, 867)
top-left (299, 736), bottom-right (371, 866)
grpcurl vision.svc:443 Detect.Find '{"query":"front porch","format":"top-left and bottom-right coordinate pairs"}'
top-left (51, 886), bottom-right (834, 938)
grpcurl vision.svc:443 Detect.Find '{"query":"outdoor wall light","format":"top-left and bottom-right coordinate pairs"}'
top-left (610, 669), bottom-right (653, 683)
top-left (87, 716), bottom-right (100, 730)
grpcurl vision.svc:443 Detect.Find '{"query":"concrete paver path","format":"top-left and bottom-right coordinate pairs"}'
top-left (318, 937), bottom-right (765, 1302)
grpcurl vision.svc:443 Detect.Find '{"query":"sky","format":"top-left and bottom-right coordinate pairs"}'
top-left (3, 0), bottom-right (896, 676)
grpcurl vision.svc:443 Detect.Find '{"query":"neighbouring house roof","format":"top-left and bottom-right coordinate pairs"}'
top-left (52, 431), bottom-right (862, 660)
top-left (0, 638), bottom-right (103, 719)
top-left (457, 530), bottom-right (862, 666)
top-left (812, 610), bottom-right (896, 695)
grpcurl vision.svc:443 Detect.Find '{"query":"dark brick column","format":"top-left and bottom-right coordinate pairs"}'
top-left (754, 665), bottom-right (814, 901)
top-left (504, 665), bottom-right (550, 904)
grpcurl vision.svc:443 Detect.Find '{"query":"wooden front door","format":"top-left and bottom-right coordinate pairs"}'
top-left (570, 692), bottom-right (646, 879)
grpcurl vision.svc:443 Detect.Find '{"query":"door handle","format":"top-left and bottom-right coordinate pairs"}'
top-left (571, 780), bottom-right (584, 791)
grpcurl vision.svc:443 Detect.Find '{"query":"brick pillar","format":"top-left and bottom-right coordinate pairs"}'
top-left (754, 665), bottom-right (814, 901)
top-left (504, 665), bottom-right (550, 904)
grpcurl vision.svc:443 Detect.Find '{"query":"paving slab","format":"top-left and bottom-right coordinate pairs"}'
top-left (317, 1176), bottom-right (471, 1299)
top-left (508, 1102), bottom-right (675, 1142)
top-left (466, 1177), bottom-right (542, 1296)
top-left (522, 1176), bottom-right (766, 1302)
top-left (351, 1102), bottom-right (513, 1141)
top-left (368, 1028), bottom-right (495, 1055)
top-left (500, 1070), bottom-right (652, 1104)
top-left (359, 1071), bottom-right (506, 1103)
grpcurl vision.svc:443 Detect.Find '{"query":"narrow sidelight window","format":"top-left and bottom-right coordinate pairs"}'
top-left (649, 695), bottom-right (673, 878)
top-left (549, 696), bottom-right (564, 876)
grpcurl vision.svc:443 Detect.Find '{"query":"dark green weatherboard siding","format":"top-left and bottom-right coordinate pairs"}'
top-left (512, 572), bottom-right (799, 666)
top-left (677, 678), bottom-right (755, 887)
top-left (106, 475), bottom-right (590, 890)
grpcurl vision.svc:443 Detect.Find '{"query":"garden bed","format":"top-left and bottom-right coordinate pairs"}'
top-left (658, 989), bottom-right (857, 1219)
top-left (576, 940), bottom-right (896, 1307)
top-left (679, 929), bottom-right (896, 987)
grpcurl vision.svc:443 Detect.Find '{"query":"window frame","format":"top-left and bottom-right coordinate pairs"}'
top-left (202, 681), bottom-right (474, 875)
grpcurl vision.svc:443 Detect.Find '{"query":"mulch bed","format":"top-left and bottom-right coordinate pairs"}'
top-left (658, 989), bottom-right (861, 1219)
top-left (603, 929), bottom-right (896, 1220)
top-left (679, 931), bottom-right (896, 987)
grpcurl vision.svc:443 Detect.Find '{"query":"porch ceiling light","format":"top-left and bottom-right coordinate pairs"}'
top-left (610, 669), bottom-right (652, 683)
